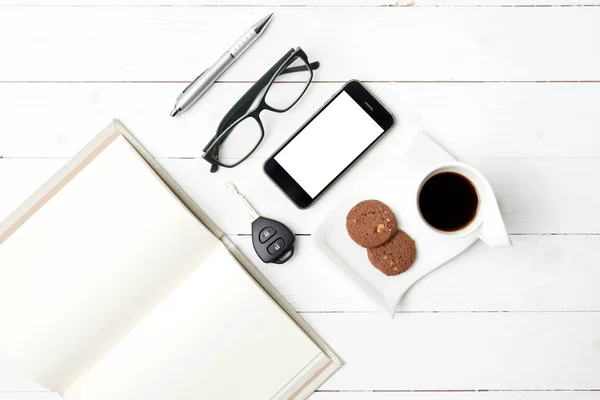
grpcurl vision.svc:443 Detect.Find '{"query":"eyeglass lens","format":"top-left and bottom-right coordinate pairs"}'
top-left (210, 54), bottom-right (312, 167)
top-left (215, 117), bottom-right (263, 167)
top-left (265, 56), bottom-right (312, 111)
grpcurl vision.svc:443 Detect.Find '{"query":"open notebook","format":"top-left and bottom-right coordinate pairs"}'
top-left (0, 120), bottom-right (340, 400)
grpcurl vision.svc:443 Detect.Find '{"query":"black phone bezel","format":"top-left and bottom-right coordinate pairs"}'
top-left (263, 80), bottom-right (395, 209)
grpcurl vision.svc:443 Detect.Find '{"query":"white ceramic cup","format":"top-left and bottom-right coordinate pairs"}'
top-left (416, 162), bottom-right (490, 239)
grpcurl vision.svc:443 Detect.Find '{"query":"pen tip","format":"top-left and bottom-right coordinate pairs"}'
top-left (170, 108), bottom-right (180, 117)
top-left (254, 13), bottom-right (274, 33)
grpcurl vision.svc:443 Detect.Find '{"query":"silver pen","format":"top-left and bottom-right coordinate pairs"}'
top-left (170, 13), bottom-right (274, 117)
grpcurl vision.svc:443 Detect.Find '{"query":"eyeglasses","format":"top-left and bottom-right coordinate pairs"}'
top-left (202, 47), bottom-right (320, 173)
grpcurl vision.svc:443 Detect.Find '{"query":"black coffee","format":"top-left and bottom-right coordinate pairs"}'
top-left (418, 172), bottom-right (479, 232)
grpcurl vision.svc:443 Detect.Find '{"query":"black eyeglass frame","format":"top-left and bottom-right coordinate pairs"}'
top-left (202, 47), bottom-right (320, 172)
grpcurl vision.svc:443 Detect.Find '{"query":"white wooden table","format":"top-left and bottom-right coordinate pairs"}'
top-left (1, 1), bottom-right (600, 399)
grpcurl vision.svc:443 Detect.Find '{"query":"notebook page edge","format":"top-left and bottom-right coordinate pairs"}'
top-left (0, 121), bottom-right (222, 394)
top-left (0, 122), bottom-right (122, 393)
top-left (115, 119), bottom-right (342, 399)
top-left (62, 244), bottom-right (322, 400)
top-left (0, 123), bottom-right (120, 245)
top-left (221, 236), bottom-right (342, 400)
top-left (274, 353), bottom-right (332, 400)
top-left (0, 119), bottom-right (340, 399)
top-left (56, 127), bottom-right (224, 394)
top-left (113, 120), bottom-right (224, 240)
top-left (115, 118), bottom-right (343, 383)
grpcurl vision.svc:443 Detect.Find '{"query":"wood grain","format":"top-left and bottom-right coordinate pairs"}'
top-left (2, 1), bottom-right (600, 6)
top-left (1, 8), bottom-right (600, 82)
top-left (312, 393), bottom-right (600, 399)
top-left (308, 312), bottom-right (600, 391)
top-left (2, 158), bottom-right (600, 312)
top-left (2, 1), bottom-right (600, 397)
top-left (132, 157), bottom-right (600, 235)
top-left (229, 235), bottom-right (600, 312)
top-left (2, 83), bottom-right (600, 159)
top-left (3, 157), bottom-right (600, 234)
top-left (0, 312), bottom-right (598, 392)
top-left (0, 391), bottom-right (597, 400)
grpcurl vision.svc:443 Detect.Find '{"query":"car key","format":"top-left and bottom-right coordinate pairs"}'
top-left (226, 182), bottom-right (295, 264)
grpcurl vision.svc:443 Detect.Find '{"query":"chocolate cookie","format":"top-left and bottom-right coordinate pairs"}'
top-left (367, 230), bottom-right (416, 276)
top-left (346, 200), bottom-right (397, 248)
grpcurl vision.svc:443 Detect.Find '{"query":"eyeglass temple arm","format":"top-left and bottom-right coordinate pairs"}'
top-left (210, 59), bottom-right (321, 147)
top-left (221, 60), bottom-right (320, 119)
top-left (215, 59), bottom-right (320, 132)
top-left (205, 58), bottom-right (292, 151)
top-left (216, 60), bottom-right (320, 127)
top-left (280, 61), bottom-right (320, 76)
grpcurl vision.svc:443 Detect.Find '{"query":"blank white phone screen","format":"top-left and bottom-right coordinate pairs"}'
top-left (274, 91), bottom-right (384, 198)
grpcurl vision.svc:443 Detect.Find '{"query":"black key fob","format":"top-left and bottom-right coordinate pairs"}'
top-left (251, 217), bottom-right (295, 264)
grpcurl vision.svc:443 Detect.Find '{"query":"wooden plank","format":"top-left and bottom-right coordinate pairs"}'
top-left (1, 309), bottom-right (600, 394)
top-left (1, 7), bottom-right (600, 82)
top-left (158, 157), bottom-right (600, 235)
top-left (0, 389), bottom-right (597, 399)
top-left (3, 157), bottom-right (600, 234)
top-left (305, 312), bottom-right (600, 391)
top-left (0, 390), bottom-right (596, 399)
top-left (2, 83), bottom-right (600, 159)
top-left (3, 160), bottom-right (600, 313)
top-left (228, 235), bottom-right (600, 312)
top-left (1, 1), bottom-right (599, 5)
top-left (311, 393), bottom-right (600, 400)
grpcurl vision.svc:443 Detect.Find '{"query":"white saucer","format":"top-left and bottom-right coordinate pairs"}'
top-left (313, 132), bottom-right (509, 317)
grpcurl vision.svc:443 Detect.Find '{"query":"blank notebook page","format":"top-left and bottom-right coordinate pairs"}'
top-left (0, 135), bottom-right (221, 392)
top-left (0, 132), bottom-right (328, 400)
top-left (63, 245), bottom-right (325, 400)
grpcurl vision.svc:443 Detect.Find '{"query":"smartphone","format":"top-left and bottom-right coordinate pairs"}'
top-left (264, 80), bottom-right (395, 209)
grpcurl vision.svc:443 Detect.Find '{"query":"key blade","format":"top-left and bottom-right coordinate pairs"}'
top-left (225, 181), bottom-right (240, 195)
top-left (225, 182), bottom-right (260, 221)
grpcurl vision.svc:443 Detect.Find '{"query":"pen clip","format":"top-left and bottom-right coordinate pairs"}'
top-left (178, 69), bottom-right (208, 100)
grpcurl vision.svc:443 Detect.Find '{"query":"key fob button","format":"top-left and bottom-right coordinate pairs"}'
top-left (259, 227), bottom-right (277, 243)
top-left (267, 238), bottom-right (286, 255)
